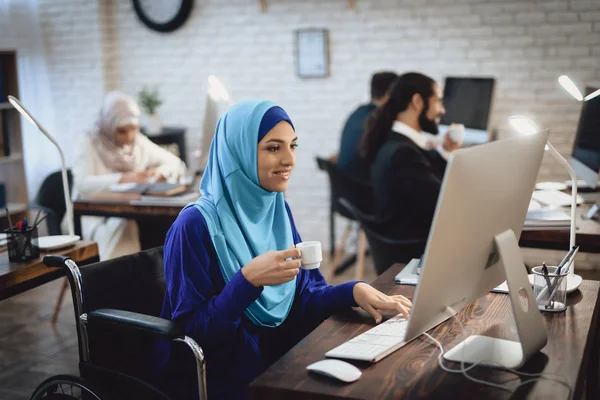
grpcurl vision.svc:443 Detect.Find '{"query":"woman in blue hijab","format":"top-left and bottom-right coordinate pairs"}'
top-left (154, 100), bottom-right (412, 399)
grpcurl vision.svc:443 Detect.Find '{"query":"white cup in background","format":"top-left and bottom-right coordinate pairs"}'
top-left (448, 124), bottom-right (465, 143)
top-left (296, 241), bottom-right (322, 270)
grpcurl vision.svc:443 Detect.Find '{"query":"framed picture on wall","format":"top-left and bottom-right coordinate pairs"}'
top-left (295, 28), bottom-right (330, 78)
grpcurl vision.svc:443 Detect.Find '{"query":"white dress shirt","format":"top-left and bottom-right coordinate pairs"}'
top-left (391, 121), bottom-right (450, 160)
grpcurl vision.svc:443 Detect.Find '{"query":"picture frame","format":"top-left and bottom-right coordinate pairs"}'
top-left (295, 28), bottom-right (330, 78)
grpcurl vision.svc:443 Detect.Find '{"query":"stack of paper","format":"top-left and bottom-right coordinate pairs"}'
top-left (531, 190), bottom-right (583, 207)
top-left (524, 207), bottom-right (571, 230)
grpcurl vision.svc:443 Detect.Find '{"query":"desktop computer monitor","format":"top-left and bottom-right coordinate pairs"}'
top-left (198, 76), bottom-right (231, 172)
top-left (404, 130), bottom-right (548, 348)
top-left (439, 77), bottom-right (495, 145)
top-left (569, 86), bottom-right (600, 189)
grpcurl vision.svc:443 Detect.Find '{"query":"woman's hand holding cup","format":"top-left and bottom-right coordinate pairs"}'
top-left (242, 247), bottom-right (302, 287)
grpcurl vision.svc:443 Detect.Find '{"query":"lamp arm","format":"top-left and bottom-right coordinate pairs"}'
top-left (37, 124), bottom-right (75, 236)
top-left (545, 141), bottom-right (577, 275)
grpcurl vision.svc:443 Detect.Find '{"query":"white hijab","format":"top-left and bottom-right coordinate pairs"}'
top-left (90, 91), bottom-right (141, 172)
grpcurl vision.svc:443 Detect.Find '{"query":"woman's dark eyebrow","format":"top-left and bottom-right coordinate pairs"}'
top-left (264, 137), bottom-right (299, 144)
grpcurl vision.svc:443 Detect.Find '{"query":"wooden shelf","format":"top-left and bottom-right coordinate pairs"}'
top-left (0, 154), bottom-right (22, 165)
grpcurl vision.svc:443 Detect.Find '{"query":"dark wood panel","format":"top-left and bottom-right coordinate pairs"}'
top-left (519, 207), bottom-right (600, 253)
top-left (73, 199), bottom-right (182, 218)
top-left (0, 241), bottom-right (99, 301)
top-left (249, 264), bottom-right (600, 400)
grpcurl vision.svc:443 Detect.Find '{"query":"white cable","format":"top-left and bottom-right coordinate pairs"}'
top-left (421, 307), bottom-right (572, 395)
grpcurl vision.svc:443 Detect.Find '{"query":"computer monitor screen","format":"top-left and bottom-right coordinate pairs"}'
top-left (439, 77), bottom-right (495, 145)
top-left (570, 87), bottom-right (600, 187)
top-left (440, 77), bottom-right (495, 130)
top-left (404, 130), bottom-right (548, 344)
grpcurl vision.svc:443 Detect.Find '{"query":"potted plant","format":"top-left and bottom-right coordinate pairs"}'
top-left (138, 86), bottom-right (163, 135)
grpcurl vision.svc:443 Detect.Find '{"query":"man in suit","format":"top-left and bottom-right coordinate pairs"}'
top-left (337, 72), bottom-right (398, 185)
top-left (360, 72), bottom-right (462, 258)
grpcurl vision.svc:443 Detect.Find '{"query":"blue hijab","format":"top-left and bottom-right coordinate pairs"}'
top-left (193, 100), bottom-right (296, 328)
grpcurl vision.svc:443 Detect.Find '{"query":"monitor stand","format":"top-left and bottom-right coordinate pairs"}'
top-left (443, 229), bottom-right (548, 369)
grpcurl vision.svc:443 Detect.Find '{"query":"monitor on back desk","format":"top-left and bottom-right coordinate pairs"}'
top-left (570, 86), bottom-right (600, 190)
top-left (439, 77), bottom-right (496, 145)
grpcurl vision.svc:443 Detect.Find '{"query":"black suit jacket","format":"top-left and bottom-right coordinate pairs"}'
top-left (370, 132), bottom-right (447, 241)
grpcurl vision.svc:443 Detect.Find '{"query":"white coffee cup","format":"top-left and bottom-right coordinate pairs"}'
top-left (448, 124), bottom-right (465, 143)
top-left (296, 241), bottom-right (322, 270)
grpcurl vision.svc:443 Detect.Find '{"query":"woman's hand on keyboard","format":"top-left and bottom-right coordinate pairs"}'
top-left (352, 283), bottom-right (412, 324)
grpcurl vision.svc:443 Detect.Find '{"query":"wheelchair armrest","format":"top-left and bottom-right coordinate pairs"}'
top-left (87, 309), bottom-right (185, 339)
top-left (43, 255), bottom-right (71, 269)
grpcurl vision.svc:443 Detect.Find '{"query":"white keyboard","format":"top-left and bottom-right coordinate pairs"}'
top-left (325, 314), bottom-right (409, 362)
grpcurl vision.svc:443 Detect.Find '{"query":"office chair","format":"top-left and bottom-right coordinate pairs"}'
top-left (316, 156), bottom-right (373, 280)
top-left (31, 247), bottom-right (207, 400)
top-left (339, 198), bottom-right (426, 275)
top-left (30, 169), bottom-right (73, 235)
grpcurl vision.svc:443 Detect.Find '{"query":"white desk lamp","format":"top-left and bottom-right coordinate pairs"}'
top-left (558, 75), bottom-right (600, 102)
top-left (508, 115), bottom-right (582, 292)
top-left (8, 96), bottom-right (75, 238)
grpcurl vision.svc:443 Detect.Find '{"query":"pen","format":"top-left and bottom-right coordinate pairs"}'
top-left (557, 245), bottom-right (578, 276)
top-left (22, 218), bottom-right (28, 232)
top-left (557, 246), bottom-right (577, 272)
top-left (560, 246), bottom-right (579, 276)
top-left (546, 247), bottom-right (580, 308)
top-left (33, 214), bottom-right (48, 230)
top-left (541, 262), bottom-right (553, 298)
top-left (33, 208), bottom-right (42, 227)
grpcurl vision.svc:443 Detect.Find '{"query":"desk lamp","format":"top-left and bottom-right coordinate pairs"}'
top-left (508, 115), bottom-right (582, 292)
top-left (558, 75), bottom-right (600, 102)
top-left (8, 96), bottom-right (75, 237)
top-left (198, 75), bottom-right (233, 171)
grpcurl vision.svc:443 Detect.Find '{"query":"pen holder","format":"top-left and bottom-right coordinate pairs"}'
top-left (532, 266), bottom-right (568, 313)
top-left (4, 226), bottom-right (40, 262)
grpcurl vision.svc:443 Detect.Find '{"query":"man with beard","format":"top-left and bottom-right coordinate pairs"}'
top-left (359, 72), bottom-right (462, 271)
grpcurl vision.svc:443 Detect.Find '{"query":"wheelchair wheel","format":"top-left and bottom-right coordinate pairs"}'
top-left (30, 374), bottom-right (104, 400)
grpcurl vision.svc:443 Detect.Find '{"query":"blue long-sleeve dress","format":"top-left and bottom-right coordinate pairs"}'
top-left (153, 203), bottom-right (360, 399)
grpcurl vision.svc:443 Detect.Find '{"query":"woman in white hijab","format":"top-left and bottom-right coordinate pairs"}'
top-left (70, 91), bottom-right (186, 260)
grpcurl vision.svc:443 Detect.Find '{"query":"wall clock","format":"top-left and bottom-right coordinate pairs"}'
top-left (133, 0), bottom-right (194, 33)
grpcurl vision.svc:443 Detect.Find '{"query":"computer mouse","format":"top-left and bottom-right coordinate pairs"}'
top-left (306, 359), bottom-right (362, 383)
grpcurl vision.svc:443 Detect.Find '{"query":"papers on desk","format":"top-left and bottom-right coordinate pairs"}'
top-left (130, 191), bottom-right (200, 206)
top-left (532, 190), bottom-right (583, 207)
top-left (524, 206), bottom-right (571, 231)
top-left (89, 182), bottom-right (189, 202)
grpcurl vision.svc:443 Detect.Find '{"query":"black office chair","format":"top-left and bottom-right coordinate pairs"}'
top-left (339, 198), bottom-right (426, 275)
top-left (30, 169), bottom-right (73, 235)
top-left (30, 247), bottom-right (207, 400)
top-left (316, 157), bottom-right (374, 279)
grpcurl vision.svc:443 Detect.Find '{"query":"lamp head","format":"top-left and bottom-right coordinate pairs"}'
top-left (8, 96), bottom-right (40, 128)
top-left (508, 115), bottom-right (539, 136)
top-left (207, 75), bottom-right (231, 103)
top-left (558, 75), bottom-right (584, 102)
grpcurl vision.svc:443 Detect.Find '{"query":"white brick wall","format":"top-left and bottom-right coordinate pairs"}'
top-left (21, 0), bottom-right (600, 266)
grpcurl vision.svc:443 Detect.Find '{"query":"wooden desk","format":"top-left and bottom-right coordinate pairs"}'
top-left (519, 206), bottom-right (600, 253)
top-left (250, 264), bottom-right (600, 400)
top-left (0, 241), bottom-right (99, 301)
top-left (73, 199), bottom-right (186, 250)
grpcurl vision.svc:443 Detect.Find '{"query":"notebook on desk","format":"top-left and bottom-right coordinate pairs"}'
top-left (87, 182), bottom-right (189, 202)
top-left (395, 257), bottom-right (529, 294)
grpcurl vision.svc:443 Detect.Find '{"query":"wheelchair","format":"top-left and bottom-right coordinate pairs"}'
top-left (29, 247), bottom-right (207, 400)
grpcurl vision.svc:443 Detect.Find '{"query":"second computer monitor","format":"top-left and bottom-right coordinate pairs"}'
top-left (570, 86), bottom-right (600, 189)
top-left (404, 130), bottom-right (548, 343)
top-left (439, 77), bottom-right (495, 145)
